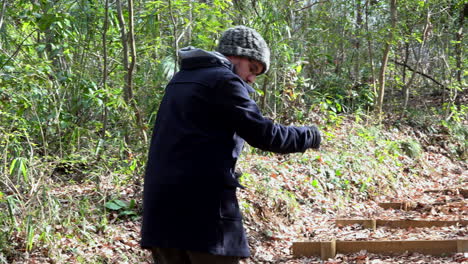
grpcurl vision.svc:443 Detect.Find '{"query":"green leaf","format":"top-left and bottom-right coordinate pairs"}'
top-left (335, 169), bottom-right (343, 177)
top-left (20, 160), bottom-right (28, 182)
top-left (255, 88), bottom-right (264, 96)
top-left (37, 13), bottom-right (57, 31)
top-left (105, 201), bottom-right (123, 210)
top-left (311, 179), bottom-right (319, 188)
top-left (36, 44), bottom-right (46, 53)
top-left (119, 210), bottom-right (136, 216)
top-left (3, 66), bottom-right (14, 71)
top-left (9, 159), bottom-right (17, 175)
top-left (295, 64), bottom-right (302, 74)
top-left (113, 199), bottom-right (128, 208)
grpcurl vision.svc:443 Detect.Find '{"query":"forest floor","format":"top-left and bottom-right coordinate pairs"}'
top-left (239, 152), bottom-right (467, 264)
top-left (236, 116), bottom-right (467, 264)
top-left (1, 114), bottom-right (467, 264)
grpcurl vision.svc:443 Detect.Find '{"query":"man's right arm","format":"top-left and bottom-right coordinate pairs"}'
top-left (215, 74), bottom-right (321, 153)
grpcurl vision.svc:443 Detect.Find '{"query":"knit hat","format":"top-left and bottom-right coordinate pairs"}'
top-left (217, 26), bottom-right (270, 74)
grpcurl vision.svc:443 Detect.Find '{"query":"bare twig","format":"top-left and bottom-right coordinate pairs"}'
top-left (0, 30), bottom-right (37, 69)
top-left (392, 60), bottom-right (445, 89)
top-left (294, 0), bottom-right (329, 12)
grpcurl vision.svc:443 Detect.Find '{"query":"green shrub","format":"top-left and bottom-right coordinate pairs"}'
top-left (399, 139), bottom-right (422, 159)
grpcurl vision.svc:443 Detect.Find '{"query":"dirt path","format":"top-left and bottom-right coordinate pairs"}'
top-left (239, 150), bottom-right (467, 263)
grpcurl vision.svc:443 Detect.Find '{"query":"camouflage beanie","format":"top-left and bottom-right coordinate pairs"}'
top-left (216, 26), bottom-right (270, 74)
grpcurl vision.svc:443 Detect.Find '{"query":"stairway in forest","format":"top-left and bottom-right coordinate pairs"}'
top-left (292, 187), bottom-right (468, 260)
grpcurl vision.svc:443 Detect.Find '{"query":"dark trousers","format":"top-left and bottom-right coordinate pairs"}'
top-left (152, 248), bottom-right (241, 264)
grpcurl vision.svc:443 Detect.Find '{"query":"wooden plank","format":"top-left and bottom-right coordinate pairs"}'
top-left (292, 240), bottom-right (337, 258)
top-left (321, 240), bottom-right (336, 260)
top-left (424, 189), bottom-right (459, 194)
top-left (424, 188), bottom-right (468, 198)
top-left (431, 201), bottom-right (466, 206)
top-left (458, 240), bottom-right (468, 252)
top-left (292, 240), bottom-right (468, 258)
top-left (337, 240), bottom-right (462, 256)
top-left (378, 202), bottom-right (410, 210)
top-left (379, 199), bottom-right (467, 211)
top-left (336, 219), bottom-right (376, 230)
top-left (292, 241), bottom-right (321, 257)
top-left (377, 219), bottom-right (468, 228)
top-left (336, 219), bottom-right (468, 229)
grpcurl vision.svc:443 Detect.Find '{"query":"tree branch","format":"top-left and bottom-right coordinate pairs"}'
top-left (0, 30), bottom-right (37, 69)
top-left (294, 0), bottom-right (329, 12)
top-left (392, 60), bottom-right (446, 89)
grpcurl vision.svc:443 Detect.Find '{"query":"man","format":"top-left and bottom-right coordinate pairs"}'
top-left (141, 26), bottom-right (321, 264)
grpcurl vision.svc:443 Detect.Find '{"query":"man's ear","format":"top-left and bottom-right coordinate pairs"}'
top-left (226, 56), bottom-right (241, 64)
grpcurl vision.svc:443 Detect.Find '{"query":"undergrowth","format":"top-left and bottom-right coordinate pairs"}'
top-left (237, 108), bottom-right (466, 236)
top-left (0, 109), bottom-right (466, 263)
top-left (238, 117), bottom-right (421, 221)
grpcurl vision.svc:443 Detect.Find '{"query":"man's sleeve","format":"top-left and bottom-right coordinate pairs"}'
top-left (215, 74), bottom-right (320, 153)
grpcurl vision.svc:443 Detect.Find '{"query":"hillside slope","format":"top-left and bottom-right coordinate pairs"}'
top-left (1, 115), bottom-right (466, 263)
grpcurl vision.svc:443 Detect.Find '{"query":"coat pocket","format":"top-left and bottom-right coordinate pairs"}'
top-left (219, 187), bottom-right (242, 220)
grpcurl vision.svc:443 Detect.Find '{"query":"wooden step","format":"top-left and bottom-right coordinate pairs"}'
top-left (378, 202), bottom-right (411, 210)
top-left (336, 219), bottom-right (468, 229)
top-left (292, 239), bottom-right (468, 259)
top-left (424, 188), bottom-right (468, 198)
top-left (378, 201), bottom-right (466, 211)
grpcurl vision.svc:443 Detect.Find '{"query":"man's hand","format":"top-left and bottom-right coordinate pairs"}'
top-left (308, 125), bottom-right (321, 149)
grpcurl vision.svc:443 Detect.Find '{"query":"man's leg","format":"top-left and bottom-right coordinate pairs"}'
top-left (187, 250), bottom-right (240, 264)
top-left (151, 248), bottom-right (191, 264)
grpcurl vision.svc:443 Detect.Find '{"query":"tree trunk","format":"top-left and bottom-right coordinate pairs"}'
top-left (350, 0), bottom-right (363, 110)
top-left (101, 0), bottom-right (109, 142)
top-left (127, 0), bottom-right (146, 143)
top-left (261, 75), bottom-right (268, 111)
top-left (402, 43), bottom-right (409, 85)
top-left (376, 0), bottom-right (397, 116)
top-left (168, 0), bottom-right (179, 72)
top-left (116, 0), bottom-right (147, 145)
top-left (403, 11), bottom-right (431, 110)
top-left (128, 0), bottom-right (136, 99)
top-left (365, 0), bottom-right (376, 95)
top-left (0, 0), bottom-right (6, 50)
top-left (115, 0), bottom-right (131, 146)
top-left (116, 0), bottom-right (129, 101)
top-left (454, 3), bottom-right (466, 106)
top-left (186, 0), bottom-right (193, 44)
top-left (354, 0), bottom-right (363, 83)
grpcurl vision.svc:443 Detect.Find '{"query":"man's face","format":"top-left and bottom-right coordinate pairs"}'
top-left (231, 57), bottom-right (264, 84)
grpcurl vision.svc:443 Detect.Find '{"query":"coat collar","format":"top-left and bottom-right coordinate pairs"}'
top-left (178, 46), bottom-right (255, 94)
top-left (179, 46), bottom-right (233, 71)
top-left (180, 56), bottom-right (234, 72)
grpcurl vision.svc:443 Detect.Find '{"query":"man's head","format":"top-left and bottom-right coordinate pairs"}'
top-left (217, 26), bottom-right (270, 83)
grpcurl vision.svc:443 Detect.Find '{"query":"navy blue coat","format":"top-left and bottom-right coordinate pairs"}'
top-left (141, 51), bottom-right (321, 257)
